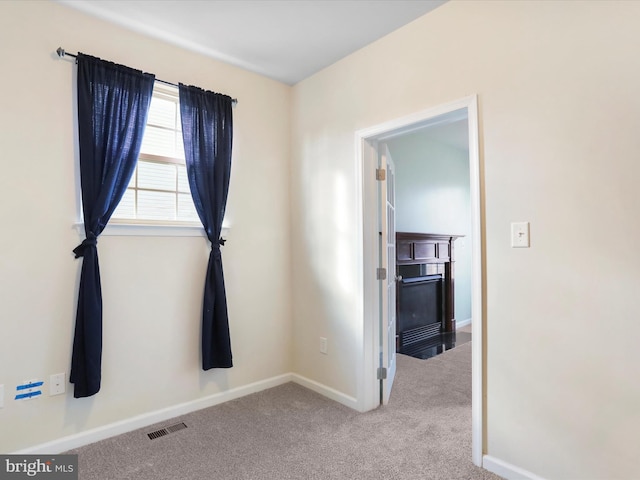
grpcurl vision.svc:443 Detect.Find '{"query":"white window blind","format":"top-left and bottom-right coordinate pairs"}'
top-left (112, 84), bottom-right (199, 224)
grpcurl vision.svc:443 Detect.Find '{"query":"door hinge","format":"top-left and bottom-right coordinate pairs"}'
top-left (377, 367), bottom-right (387, 380)
top-left (376, 267), bottom-right (387, 280)
top-left (376, 168), bottom-right (386, 181)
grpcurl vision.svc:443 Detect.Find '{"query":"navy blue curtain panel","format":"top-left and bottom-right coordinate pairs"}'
top-left (72, 54), bottom-right (154, 398)
top-left (179, 84), bottom-right (234, 370)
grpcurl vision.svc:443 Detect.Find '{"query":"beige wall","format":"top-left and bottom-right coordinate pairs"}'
top-left (0, 1), bottom-right (291, 453)
top-left (291, 1), bottom-right (640, 478)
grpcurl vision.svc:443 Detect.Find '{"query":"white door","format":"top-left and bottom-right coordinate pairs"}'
top-left (379, 143), bottom-right (397, 404)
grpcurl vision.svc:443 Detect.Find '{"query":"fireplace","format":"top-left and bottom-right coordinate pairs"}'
top-left (397, 275), bottom-right (444, 348)
top-left (395, 232), bottom-right (462, 356)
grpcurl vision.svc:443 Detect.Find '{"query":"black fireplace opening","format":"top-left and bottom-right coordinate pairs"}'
top-left (397, 274), bottom-right (444, 348)
top-left (397, 272), bottom-right (469, 360)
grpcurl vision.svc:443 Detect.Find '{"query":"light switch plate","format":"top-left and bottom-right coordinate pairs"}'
top-left (511, 222), bottom-right (530, 248)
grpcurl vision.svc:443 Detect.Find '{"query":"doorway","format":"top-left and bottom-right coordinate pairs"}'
top-left (356, 95), bottom-right (483, 466)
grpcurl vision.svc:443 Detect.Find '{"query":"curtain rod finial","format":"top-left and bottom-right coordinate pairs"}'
top-left (56, 47), bottom-right (65, 58)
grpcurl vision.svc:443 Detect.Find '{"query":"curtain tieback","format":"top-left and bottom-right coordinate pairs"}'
top-left (211, 238), bottom-right (226, 253)
top-left (73, 234), bottom-right (97, 258)
top-left (210, 238), bottom-right (226, 252)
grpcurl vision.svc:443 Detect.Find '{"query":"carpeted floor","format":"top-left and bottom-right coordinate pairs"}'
top-left (68, 342), bottom-right (500, 479)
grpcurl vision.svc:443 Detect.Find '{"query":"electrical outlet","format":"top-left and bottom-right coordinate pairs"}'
top-left (320, 337), bottom-right (328, 354)
top-left (49, 373), bottom-right (65, 396)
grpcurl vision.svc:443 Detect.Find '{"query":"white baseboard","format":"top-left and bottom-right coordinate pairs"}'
top-left (456, 317), bottom-right (472, 329)
top-left (14, 373), bottom-right (293, 455)
top-left (483, 455), bottom-right (546, 480)
top-left (291, 374), bottom-right (359, 410)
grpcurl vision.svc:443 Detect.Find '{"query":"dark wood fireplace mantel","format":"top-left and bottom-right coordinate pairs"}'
top-left (396, 232), bottom-right (462, 332)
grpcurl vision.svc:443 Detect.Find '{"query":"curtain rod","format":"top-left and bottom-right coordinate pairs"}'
top-left (56, 47), bottom-right (238, 105)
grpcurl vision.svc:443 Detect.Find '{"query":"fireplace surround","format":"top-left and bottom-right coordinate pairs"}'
top-left (396, 232), bottom-right (462, 352)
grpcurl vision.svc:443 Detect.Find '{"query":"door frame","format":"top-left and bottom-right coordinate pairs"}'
top-left (355, 95), bottom-right (483, 466)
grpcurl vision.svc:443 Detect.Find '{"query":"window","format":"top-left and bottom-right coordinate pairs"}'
top-left (112, 83), bottom-right (199, 224)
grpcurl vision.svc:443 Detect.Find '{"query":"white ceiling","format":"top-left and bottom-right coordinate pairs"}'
top-left (57, 0), bottom-right (446, 85)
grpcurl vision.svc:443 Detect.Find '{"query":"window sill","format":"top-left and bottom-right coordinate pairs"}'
top-left (74, 223), bottom-right (230, 238)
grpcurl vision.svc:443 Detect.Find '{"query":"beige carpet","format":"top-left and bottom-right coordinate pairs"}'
top-left (68, 343), bottom-right (501, 479)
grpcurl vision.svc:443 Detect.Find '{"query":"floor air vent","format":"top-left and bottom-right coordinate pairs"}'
top-left (147, 422), bottom-right (188, 440)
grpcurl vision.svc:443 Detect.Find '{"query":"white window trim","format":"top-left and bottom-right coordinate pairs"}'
top-left (73, 222), bottom-right (230, 238)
